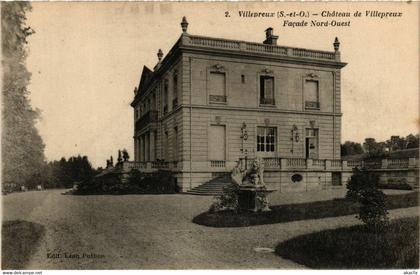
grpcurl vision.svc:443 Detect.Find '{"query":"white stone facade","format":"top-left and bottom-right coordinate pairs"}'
top-left (131, 19), bottom-right (348, 192)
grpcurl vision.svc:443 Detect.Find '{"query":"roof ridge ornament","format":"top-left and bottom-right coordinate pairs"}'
top-left (333, 37), bottom-right (340, 52)
top-left (157, 49), bottom-right (163, 62)
top-left (181, 16), bottom-right (189, 33)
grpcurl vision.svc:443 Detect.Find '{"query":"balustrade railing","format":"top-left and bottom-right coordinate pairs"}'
top-left (292, 48), bottom-right (335, 60)
top-left (312, 159), bottom-right (326, 168)
top-left (260, 98), bottom-right (275, 105)
top-left (183, 35), bottom-right (337, 61)
top-left (387, 159), bottom-right (409, 169)
top-left (330, 160), bottom-right (342, 168)
top-left (263, 157), bottom-right (281, 168)
top-left (189, 36), bottom-right (240, 49)
top-left (124, 161), bottom-right (147, 170)
top-left (210, 160), bottom-right (226, 168)
top-left (287, 158), bottom-right (307, 168)
top-left (152, 161), bottom-right (169, 169)
top-left (363, 160), bottom-right (382, 169)
top-left (347, 160), bottom-right (361, 168)
top-left (124, 157), bottom-right (416, 173)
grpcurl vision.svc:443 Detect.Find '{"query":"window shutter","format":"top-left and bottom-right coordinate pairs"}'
top-left (264, 77), bottom-right (274, 99)
top-left (209, 72), bottom-right (226, 96)
top-left (305, 80), bottom-right (319, 102)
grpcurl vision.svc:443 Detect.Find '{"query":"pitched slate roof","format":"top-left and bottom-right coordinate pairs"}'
top-left (137, 65), bottom-right (154, 97)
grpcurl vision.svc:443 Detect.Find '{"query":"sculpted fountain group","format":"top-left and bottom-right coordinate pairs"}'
top-left (212, 158), bottom-right (272, 213)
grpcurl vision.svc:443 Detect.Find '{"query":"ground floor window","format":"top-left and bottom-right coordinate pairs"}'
top-left (257, 127), bottom-right (276, 152)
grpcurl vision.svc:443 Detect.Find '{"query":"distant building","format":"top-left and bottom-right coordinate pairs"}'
top-left (131, 17), bottom-right (348, 192)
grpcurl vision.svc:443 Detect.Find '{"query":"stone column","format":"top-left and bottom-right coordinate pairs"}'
top-left (408, 158), bottom-right (417, 168)
top-left (139, 136), bottom-right (144, 162)
top-left (381, 159), bottom-right (388, 169)
top-left (342, 160), bottom-right (348, 171)
top-left (150, 131), bottom-right (156, 161)
top-left (307, 159), bottom-right (313, 170)
top-left (134, 137), bottom-right (139, 162)
top-left (280, 159), bottom-right (288, 170)
top-left (145, 133), bottom-right (150, 162)
top-left (325, 160), bottom-right (332, 170)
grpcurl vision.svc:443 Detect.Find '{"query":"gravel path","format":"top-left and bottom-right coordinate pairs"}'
top-left (2, 189), bottom-right (418, 269)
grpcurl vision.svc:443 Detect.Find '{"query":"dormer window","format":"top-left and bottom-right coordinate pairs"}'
top-left (260, 75), bottom-right (275, 105)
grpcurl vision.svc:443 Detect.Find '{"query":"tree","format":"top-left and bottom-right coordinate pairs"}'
top-left (341, 141), bottom-right (364, 156)
top-left (405, 134), bottom-right (419, 149)
top-left (40, 156), bottom-right (95, 189)
top-left (386, 135), bottom-right (407, 152)
top-left (2, 2), bottom-right (45, 187)
top-left (363, 138), bottom-right (386, 158)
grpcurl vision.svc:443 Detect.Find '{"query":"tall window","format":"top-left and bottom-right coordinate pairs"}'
top-left (163, 79), bottom-right (169, 114)
top-left (173, 127), bottom-right (178, 160)
top-left (173, 73), bottom-right (178, 108)
top-left (151, 94), bottom-right (156, 111)
top-left (209, 72), bottom-right (226, 103)
top-left (164, 131), bottom-right (169, 160)
top-left (257, 127), bottom-right (276, 152)
top-left (147, 98), bottom-right (151, 112)
top-left (305, 80), bottom-right (319, 109)
top-left (260, 76), bottom-right (275, 105)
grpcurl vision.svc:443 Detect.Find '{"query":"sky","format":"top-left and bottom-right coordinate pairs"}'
top-left (26, 2), bottom-right (419, 168)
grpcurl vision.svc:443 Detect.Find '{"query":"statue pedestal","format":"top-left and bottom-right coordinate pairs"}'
top-left (238, 185), bottom-right (272, 212)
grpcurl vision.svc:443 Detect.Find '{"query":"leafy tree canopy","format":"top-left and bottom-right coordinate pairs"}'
top-left (2, 2), bottom-right (45, 187)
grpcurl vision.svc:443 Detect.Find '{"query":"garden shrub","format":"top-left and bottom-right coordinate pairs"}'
top-left (379, 178), bottom-right (413, 190)
top-left (346, 167), bottom-right (389, 231)
top-left (74, 169), bottom-right (177, 195)
top-left (209, 183), bottom-right (240, 213)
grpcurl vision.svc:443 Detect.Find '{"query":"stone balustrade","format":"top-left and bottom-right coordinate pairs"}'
top-left (181, 34), bottom-right (339, 62)
top-left (122, 157), bottom-right (418, 173)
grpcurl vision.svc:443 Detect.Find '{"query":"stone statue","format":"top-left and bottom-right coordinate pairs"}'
top-left (122, 149), bottom-right (130, 162)
top-left (117, 150), bottom-right (122, 163)
top-left (227, 157), bottom-right (270, 212)
top-left (231, 161), bottom-right (243, 186)
top-left (241, 158), bottom-right (265, 186)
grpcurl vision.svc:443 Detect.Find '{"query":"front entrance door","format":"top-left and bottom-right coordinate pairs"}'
top-left (305, 128), bottom-right (319, 159)
top-left (209, 125), bottom-right (226, 160)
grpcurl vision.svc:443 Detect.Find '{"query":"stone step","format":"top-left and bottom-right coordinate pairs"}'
top-left (192, 186), bottom-right (225, 190)
top-left (186, 176), bottom-right (231, 196)
top-left (184, 191), bottom-right (219, 196)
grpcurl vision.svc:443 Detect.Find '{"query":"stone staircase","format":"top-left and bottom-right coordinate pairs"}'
top-left (185, 174), bottom-right (231, 196)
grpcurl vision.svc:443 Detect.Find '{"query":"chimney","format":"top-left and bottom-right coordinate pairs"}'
top-left (181, 16), bottom-right (189, 33)
top-left (263, 27), bottom-right (278, 45)
top-left (154, 49), bottom-right (164, 70)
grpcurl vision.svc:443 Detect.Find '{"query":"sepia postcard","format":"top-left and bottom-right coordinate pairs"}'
top-left (1, 1), bottom-right (419, 274)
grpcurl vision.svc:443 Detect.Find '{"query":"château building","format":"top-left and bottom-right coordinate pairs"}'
top-left (130, 17), bottom-right (349, 192)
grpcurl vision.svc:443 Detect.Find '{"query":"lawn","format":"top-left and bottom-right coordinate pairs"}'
top-left (2, 220), bottom-right (45, 269)
top-left (275, 217), bottom-right (419, 269)
top-left (193, 191), bottom-right (418, 227)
